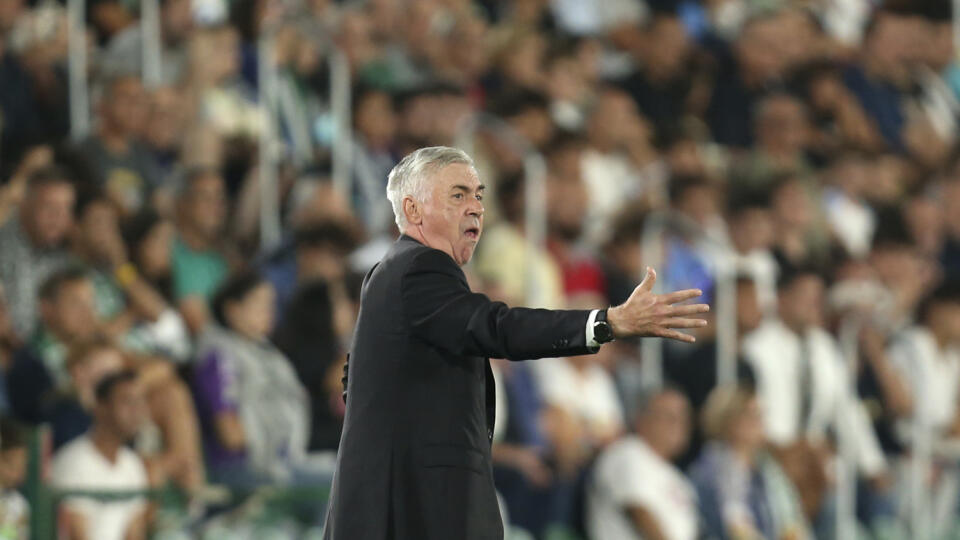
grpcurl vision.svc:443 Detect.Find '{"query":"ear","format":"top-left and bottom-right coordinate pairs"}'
top-left (402, 196), bottom-right (422, 226)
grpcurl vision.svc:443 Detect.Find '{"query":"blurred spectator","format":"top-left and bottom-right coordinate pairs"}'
top-left (726, 188), bottom-right (778, 313)
top-left (821, 152), bottom-right (876, 258)
top-left (142, 86), bottom-right (188, 189)
top-left (689, 384), bottom-right (809, 540)
top-left (540, 38), bottom-right (594, 131)
top-left (351, 86), bottom-right (399, 235)
top-left (903, 185), bottom-right (945, 259)
top-left (51, 370), bottom-right (149, 540)
top-left (619, 13), bottom-right (696, 141)
top-left (273, 278), bottom-right (346, 453)
top-left (0, 416), bottom-right (28, 540)
top-left (661, 175), bottom-right (723, 301)
top-left (101, 0), bottom-right (193, 84)
top-left (76, 75), bottom-right (161, 217)
top-left (473, 172), bottom-right (565, 308)
top-left (7, 268), bottom-right (99, 424)
top-left (664, 275), bottom-right (759, 466)
top-left (869, 207), bottom-right (938, 331)
top-left (73, 194), bottom-right (190, 361)
top-left (122, 209), bottom-right (176, 304)
top-left (543, 135), bottom-right (606, 301)
top-left (272, 223), bottom-right (357, 450)
top-left (532, 329), bottom-right (625, 469)
top-left (193, 271), bottom-right (315, 485)
top-left (802, 63), bottom-right (884, 156)
top-left (733, 92), bottom-right (814, 188)
top-left (842, 11), bottom-right (936, 158)
top-left (63, 340), bottom-right (205, 490)
top-left (0, 5), bottom-right (70, 166)
top-left (488, 358), bottom-right (555, 537)
top-left (887, 281), bottom-right (960, 533)
top-left (172, 167), bottom-right (230, 335)
top-left (600, 210), bottom-right (647, 306)
top-left (263, 220), bottom-right (357, 328)
top-left (587, 387), bottom-right (697, 540)
top-left (768, 174), bottom-right (831, 270)
top-left (582, 86), bottom-right (666, 242)
top-left (0, 167), bottom-right (75, 340)
top-left (742, 266), bottom-right (887, 519)
top-left (188, 25), bottom-right (260, 140)
top-left (706, 14), bottom-right (788, 148)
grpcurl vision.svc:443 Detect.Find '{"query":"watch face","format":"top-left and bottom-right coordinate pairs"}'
top-left (594, 321), bottom-right (613, 343)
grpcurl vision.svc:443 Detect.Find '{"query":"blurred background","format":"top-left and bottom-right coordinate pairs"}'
top-left (1, 0), bottom-right (960, 538)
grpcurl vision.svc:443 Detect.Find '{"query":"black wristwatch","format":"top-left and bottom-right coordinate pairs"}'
top-left (593, 309), bottom-right (615, 344)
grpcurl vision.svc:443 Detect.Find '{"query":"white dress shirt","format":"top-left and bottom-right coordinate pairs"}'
top-left (888, 327), bottom-right (960, 436)
top-left (743, 319), bottom-right (887, 475)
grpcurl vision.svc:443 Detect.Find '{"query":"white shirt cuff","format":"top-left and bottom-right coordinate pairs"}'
top-left (586, 309), bottom-right (601, 351)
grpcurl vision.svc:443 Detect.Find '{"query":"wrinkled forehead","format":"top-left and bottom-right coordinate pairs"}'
top-left (426, 162), bottom-right (482, 193)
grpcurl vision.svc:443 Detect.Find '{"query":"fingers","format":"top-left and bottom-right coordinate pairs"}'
top-left (661, 317), bottom-right (709, 329)
top-left (657, 328), bottom-right (696, 343)
top-left (637, 267), bottom-right (657, 293)
top-left (659, 288), bottom-right (704, 305)
top-left (667, 303), bottom-right (711, 317)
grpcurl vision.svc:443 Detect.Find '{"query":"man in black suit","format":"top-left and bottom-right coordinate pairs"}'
top-left (322, 146), bottom-right (709, 540)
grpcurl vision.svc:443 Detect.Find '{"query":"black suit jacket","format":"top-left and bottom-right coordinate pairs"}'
top-left (322, 235), bottom-right (595, 540)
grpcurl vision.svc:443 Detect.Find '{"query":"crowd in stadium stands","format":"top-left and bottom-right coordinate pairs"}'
top-left (3, 0), bottom-right (960, 538)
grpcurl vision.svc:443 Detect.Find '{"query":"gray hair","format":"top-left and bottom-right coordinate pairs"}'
top-left (386, 146), bottom-right (476, 230)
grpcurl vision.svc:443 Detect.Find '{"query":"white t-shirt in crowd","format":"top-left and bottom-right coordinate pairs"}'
top-left (532, 357), bottom-right (624, 435)
top-left (588, 435), bottom-right (699, 540)
top-left (50, 435), bottom-right (148, 540)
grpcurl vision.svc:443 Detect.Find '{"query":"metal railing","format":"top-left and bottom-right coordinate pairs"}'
top-left (836, 314), bottom-right (863, 540)
top-left (454, 113), bottom-right (549, 308)
top-left (66, 0), bottom-right (89, 141)
top-left (140, 0), bottom-right (162, 88)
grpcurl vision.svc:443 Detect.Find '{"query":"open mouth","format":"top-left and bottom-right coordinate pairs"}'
top-left (464, 226), bottom-right (480, 240)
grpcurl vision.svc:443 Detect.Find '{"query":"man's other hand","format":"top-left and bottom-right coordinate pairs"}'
top-left (607, 267), bottom-right (709, 343)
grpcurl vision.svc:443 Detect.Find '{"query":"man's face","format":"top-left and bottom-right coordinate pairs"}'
top-left (639, 391), bottom-right (691, 459)
top-left (42, 280), bottom-right (99, 343)
top-left (145, 87), bottom-right (183, 151)
top-left (779, 275), bottom-right (824, 330)
top-left (0, 448), bottom-right (26, 489)
top-left (183, 174), bottom-right (227, 238)
top-left (757, 96), bottom-right (808, 154)
top-left (355, 91), bottom-right (397, 147)
top-left (99, 381), bottom-right (147, 441)
top-left (24, 183), bottom-right (75, 249)
top-left (227, 283), bottom-right (277, 340)
top-left (104, 77), bottom-right (147, 138)
top-left (646, 17), bottom-right (690, 80)
top-left (78, 200), bottom-right (121, 264)
top-left (412, 163), bottom-right (485, 266)
top-left (730, 207), bottom-right (774, 254)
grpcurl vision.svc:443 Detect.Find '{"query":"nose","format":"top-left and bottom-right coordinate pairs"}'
top-left (467, 198), bottom-right (484, 218)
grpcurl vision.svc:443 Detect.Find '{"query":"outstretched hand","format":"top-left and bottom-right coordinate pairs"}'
top-left (607, 267), bottom-right (710, 343)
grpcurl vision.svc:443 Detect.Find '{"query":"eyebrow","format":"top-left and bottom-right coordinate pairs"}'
top-left (452, 184), bottom-right (486, 192)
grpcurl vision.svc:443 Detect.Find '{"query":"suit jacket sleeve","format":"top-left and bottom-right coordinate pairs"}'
top-left (402, 248), bottom-right (595, 360)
